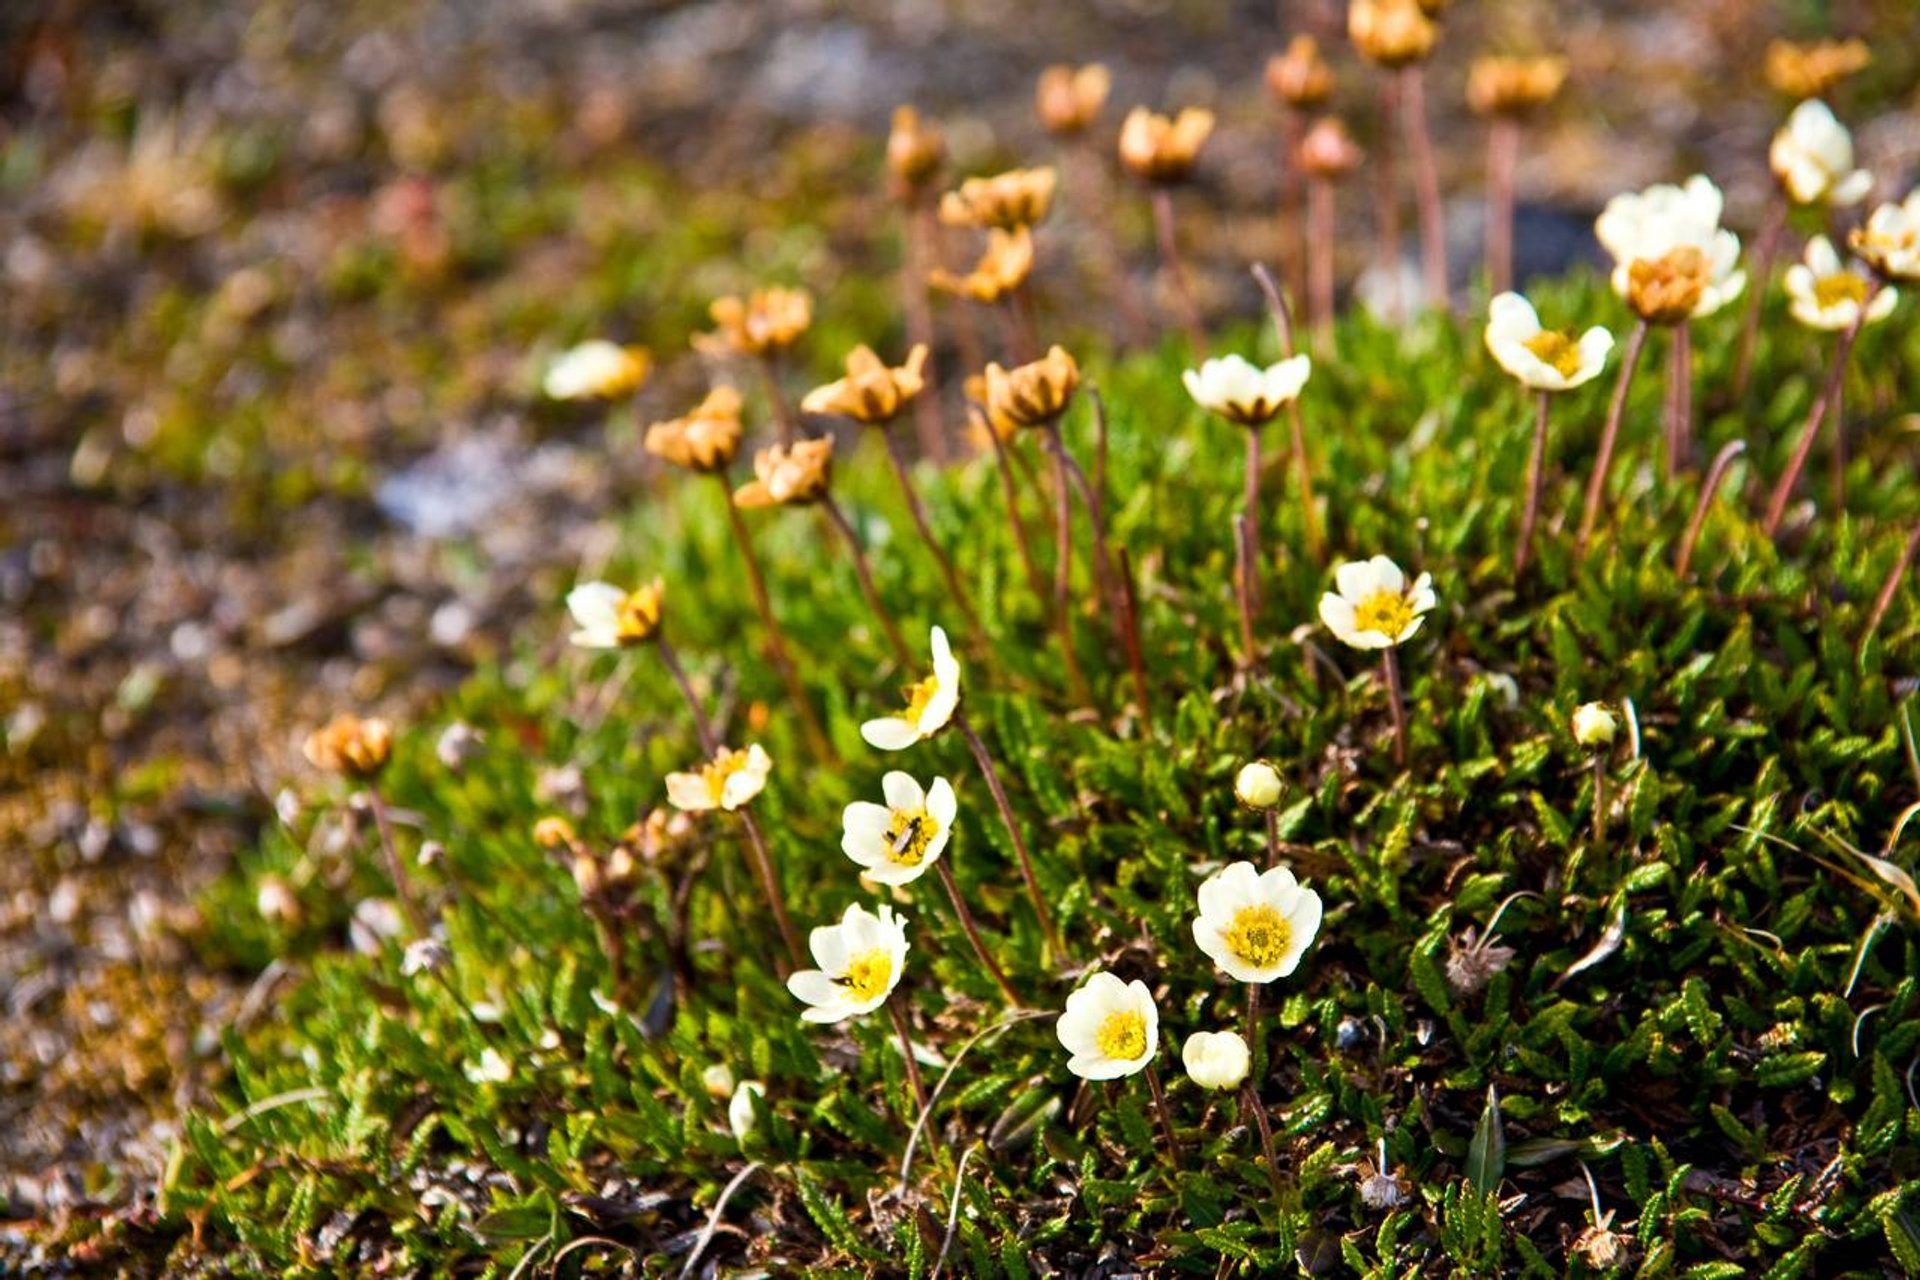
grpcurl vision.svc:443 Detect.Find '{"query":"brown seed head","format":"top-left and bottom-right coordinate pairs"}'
top-left (303, 714), bottom-right (394, 780)
top-left (645, 386), bottom-right (744, 473)
top-left (1118, 107), bottom-right (1215, 184)
top-left (1267, 36), bottom-right (1336, 108)
top-left (938, 167), bottom-right (1058, 231)
top-left (1295, 116), bottom-right (1365, 179)
top-left (1036, 63), bottom-right (1111, 136)
top-left (929, 226), bottom-right (1034, 303)
top-left (697, 287), bottom-right (813, 358)
top-left (1349, 0), bottom-right (1438, 68)
top-left (800, 344), bottom-right (930, 425)
top-left (733, 436), bottom-right (835, 509)
top-left (1764, 37), bottom-right (1870, 99)
top-left (887, 105), bottom-right (945, 198)
top-left (981, 345), bottom-right (1079, 433)
top-left (1466, 54), bottom-right (1568, 117)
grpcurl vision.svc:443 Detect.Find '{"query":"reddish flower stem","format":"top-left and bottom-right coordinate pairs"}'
top-left (1576, 319), bottom-right (1650, 553)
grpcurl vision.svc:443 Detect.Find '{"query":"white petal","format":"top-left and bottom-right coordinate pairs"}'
top-left (665, 772), bottom-right (714, 811)
top-left (881, 771), bottom-right (924, 812)
top-left (926, 777), bottom-right (958, 827)
top-left (861, 717), bottom-right (921, 751)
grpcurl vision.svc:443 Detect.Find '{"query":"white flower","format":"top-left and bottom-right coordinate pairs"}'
top-left (1784, 236), bottom-right (1897, 331)
top-left (1056, 971), bottom-right (1159, 1080)
top-left (1483, 293), bottom-right (1613, 392)
top-left (860, 626), bottom-right (961, 750)
top-left (1192, 861), bottom-right (1323, 984)
top-left (464, 1048), bottom-right (512, 1084)
top-left (1768, 100), bottom-right (1872, 207)
top-left (1851, 192), bottom-right (1920, 282)
top-left (543, 340), bottom-right (650, 401)
top-left (665, 744), bottom-right (772, 812)
top-left (728, 1079), bottom-right (765, 1141)
top-left (1181, 1030), bottom-right (1251, 1091)
top-left (565, 579), bottom-right (663, 648)
top-left (1182, 353), bottom-right (1312, 426)
top-left (1571, 702), bottom-right (1617, 748)
top-left (785, 902), bottom-right (910, 1023)
top-left (1595, 175), bottom-right (1746, 318)
top-left (842, 771), bottom-right (958, 886)
top-left (1235, 761), bottom-right (1284, 809)
top-left (701, 1063), bottom-right (737, 1100)
top-left (1317, 556), bottom-right (1436, 650)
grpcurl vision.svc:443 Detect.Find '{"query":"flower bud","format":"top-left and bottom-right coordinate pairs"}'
top-left (701, 1063), bottom-right (737, 1100)
top-left (886, 106), bottom-right (945, 198)
top-left (1181, 1030), bottom-right (1251, 1091)
top-left (1234, 761), bottom-right (1285, 809)
top-left (1349, 0), bottom-right (1437, 69)
top-left (729, 1079), bottom-right (766, 1142)
top-left (1295, 117), bottom-right (1364, 179)
top-left (1571, 702), bottom-right (1617, 748)
top-left (1266, 36), bottom-right (1334, 109)
top-left (303, 713), bottom-right (394, 780)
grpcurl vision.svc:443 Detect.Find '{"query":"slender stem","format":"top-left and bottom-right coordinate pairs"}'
top-left (592, 909), bottom-right (630, 1007)
top-left (1830, 362), bottom-right (1850, 516)
top-left (1244, 427), bottom-right (1264, 614)
top-left (1576, 319), bottom-right (1650, 553)
top-left (820, 494), bottom-right (914, 664)
top-left (1861, 523), bottom-right (1920, 654)
top-left (1115, 546), bottom-right (1153, 733)
top-left (934, 859), bottom-right (1025, 1007)
top-left (1044, 426), bottom-right (1091, 703)
top-left (1732, 200), bottom-right (1787, 399)
top-left (1143, 1062), bottom-right (1181, 1169)
top-left (1665, 324), bottom-right (1694, 478)
top-left (1374, 72), bottom-right (1403, 320)
top-left (1150, 187), bottom-right (1207, 356)
top-left (657, 637), bottom-right (803, 970)
top-left (1675, 440), bottom-right (1748, 579)
top-left (1381, 645), bottom-right (1408, 767)
top-left (986, 422), bottom-right (1049, 607)
top-left (1264, 810), bottom-right (1281, 864)
top-left (954, 709), bottom-right (1063, 960)
top-left (716, 473), bottom-right (835, 763)
top-left (1763, 290), bottom-right (1875, 537)
top-left (1591, 756), bottom-right (1607, 848)
top-left (1245, 982), bottom-right (1263, 1084)
top-left (759, 353), bottom-right (796, 447)
top-left (1234, 513), bottom-right (1258, 669)
top-left (881, 427), bottom-right (983, 641)
top-left (1401, 65), bottom-right (1448, 309)
top-left (902, 200), bottom-right (948, 462)
top-left (365, 783), bottom-right (427, 936)
top-left (1242, 1086), bottom-right (1285, 1206)
top-left (1515, 390), bottom-right (1552, 580)
top-left (1050, 422), bottom-right (1115, 614)
top-left (1485, 117), bottom-right (1519, 296)
top-left (888, 999), bottom-right (931, 1119)
top-left (1252, 263), bottom-right (1324, 560)
top-left (1307, 177), bottom-right (1337, 348)
top-left (1090, 387), bottom-right (1111, 538)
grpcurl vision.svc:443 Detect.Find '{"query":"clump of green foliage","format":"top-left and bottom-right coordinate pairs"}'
top-left (142, 272), bottom-right (1920, 1275)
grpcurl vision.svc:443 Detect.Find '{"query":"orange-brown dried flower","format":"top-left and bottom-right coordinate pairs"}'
top-left (1118, 107), bottom-right (1215, 184)
top-left (733, 437), bottom-right (835, 509)
top-left (1267, 36), bottom-right (1335, 109)
top-left (696, 287), bottom-right (813, 358)
top-left (800, 345), bottom-right (930, 425)
top-left (1764, 37), bottom-right (1870, 100)
top-left (1466, 54), bottom-right (1567, 117)
top-left (645, 386), bottom-right (744, 473)
top-left (939, 167), bottom-right (1057, 231)
top-left (1349, 0), bottom-right (1438, 68)
top-left (980, 345), bottom-right (1080, 432)
top-left (304, 714), bottom-right (394, 780)
top-left (929, 227), bottom-right (1034, 303)
top-left (1036, 63), bottom-right (1112, 136)
top-left (1626, 246), bottom-right (1709, 324)
top-left (533, 815), bottom-right (580, 851)
top-left (887, 105), bottom-right (946, 198)
top-left (1295, 117), bottom-right (1365, 179)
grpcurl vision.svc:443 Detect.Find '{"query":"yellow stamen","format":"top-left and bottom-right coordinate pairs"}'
top-left (1523, 330), bottom-right (1585, 378)
top-left (883, 808), bottom-right (937, 866)
top-left (700, 748), bottom-right (751, 803)
top-left (1352, 589), bottom-right (1415, 639)
top-left (1095, 1009), bottom-right (1147, 1060)
top-left (1812, 272), bottom-right (1868, 310)
top-left (900, 673), bottom-right (941, 724)
top-left (841, 949), bottom-right (894, 1003)
top-left (1223, 904), bottom-right (1293, 968)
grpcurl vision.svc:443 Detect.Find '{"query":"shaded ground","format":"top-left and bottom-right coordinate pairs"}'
top-left (3, 0), bottom-right (1919, 1249)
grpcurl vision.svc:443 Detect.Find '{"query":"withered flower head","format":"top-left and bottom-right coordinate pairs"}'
top-left (1626, 246), bottom-right (1709, 325)
top-left (1466, 54), bottom-right (1568, 117)
top-left (1267, 36), bottom-right (1336, 108)
top-left (1349, 0), bottom-right (1438, 68)
top-left (1296, 117), bottom-right (1365, 179)
top-left (887, 106), bottom-right (946, 197)
top-left (929, 226), bottom-right (1034, 303)
top-left (1036, 63), bottom-right (1112, 136)
top-left (981, 345), bottom-right (1079, 432)
top-left (1444, 927), bottom-right (1516, 995)
top-left (1573, 1222), bottom-right (1631, 1271)
top-left (533, 815), bottom-right (580, 851)
top-left (304, 713), bottom-right (394, 780)
top-left (939, 167), bottom-right (1058, 231)
top-left (645, 386), bottom-right (744, 473)
top-left (1764, 37), bottom-right (1870, 99)
top-left (1118, 106), bottom-right (1215, 184)
top-left (734, 437), bottom-right (835, 509)
top-left (696, 287), bottom-right (813, 358)
top-left (619, 807), bottom-right (698, 872)
top-left (800, 344), bottom-right (930, 425)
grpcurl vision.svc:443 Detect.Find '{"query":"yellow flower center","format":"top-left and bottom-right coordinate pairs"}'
top-left (841, 948), bottom-right (895, 1003)
top-left (900, 673), bottom-right (942, 726)
top-left (1095, 1009), bottom-right (1147, 1061)
top-left (701, 749), bottom-right (751, 803)
top-left (1223, 904), bottom-right (1294, 969)
top-left (1522, 330), bottom-right (1584, 377)
top-left (1352, 588), bottom-right (1415, 639)
top-left (883, 808), bottom-right (938, 866)
top-left (1812, 271), bottom-right (1868, 309)
top-left (614, 592), bottom-right (660, 642)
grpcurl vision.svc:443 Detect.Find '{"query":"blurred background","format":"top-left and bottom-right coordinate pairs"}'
top-left (2, 0), bottom-right (1916, 1222)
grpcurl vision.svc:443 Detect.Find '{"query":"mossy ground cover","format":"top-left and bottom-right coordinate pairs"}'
top-left (112, 268), bottom-right (1920, 1275)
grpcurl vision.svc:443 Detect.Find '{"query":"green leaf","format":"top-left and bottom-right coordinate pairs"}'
top-left (1466, 1085), bottom-right (1505, 1195)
